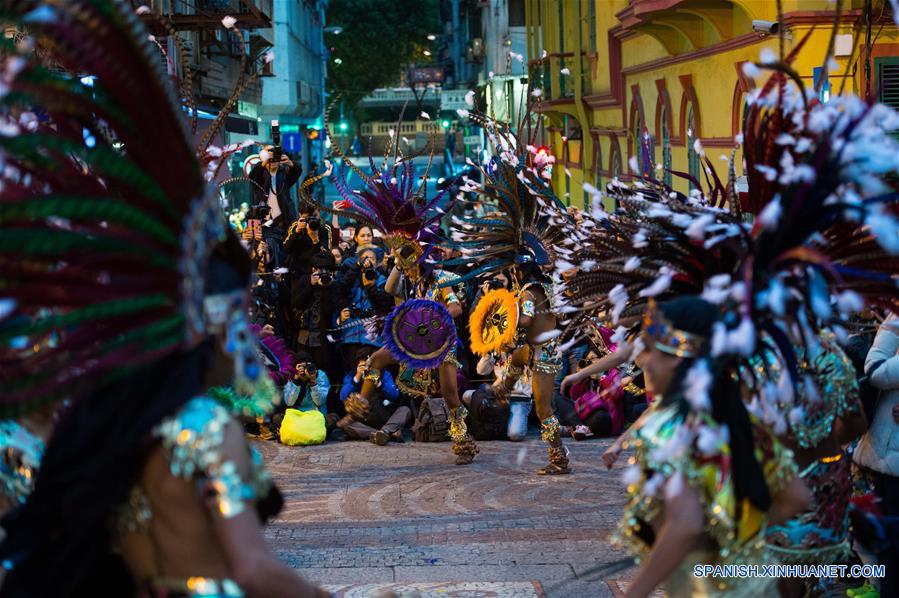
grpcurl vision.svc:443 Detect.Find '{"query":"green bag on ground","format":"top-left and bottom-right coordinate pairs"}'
top-left (279, 408), bottom-right (326, 446)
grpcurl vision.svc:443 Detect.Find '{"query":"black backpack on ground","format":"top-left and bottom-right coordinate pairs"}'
top-left (412, 397), bottom-right (451, 442)
top-left (468, 388), bottom-right (510, 441)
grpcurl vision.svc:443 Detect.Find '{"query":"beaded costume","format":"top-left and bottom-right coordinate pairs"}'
top-left (0, 421), bottom-right (44, 510)
top-left (0, 2), bottom-right (291, 596)
top-left (617, 402), bottom-right (797, 596)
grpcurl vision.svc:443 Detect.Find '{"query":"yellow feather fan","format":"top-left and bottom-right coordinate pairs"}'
top-left (468, 288), bottom-right (519, 356)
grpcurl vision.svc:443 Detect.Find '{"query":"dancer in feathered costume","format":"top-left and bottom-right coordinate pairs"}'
top-left (450, 116), bottom-right (580, 474)
top-left (729, 33), bottom-right (899, 594)
top-left (582, 23), bottom-right (899, 596)
top-left (318, 108), bottom-right (479, 463)
top-left (0, 2), bottom-right (324, 596)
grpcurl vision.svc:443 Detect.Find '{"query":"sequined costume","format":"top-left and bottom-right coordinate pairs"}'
top-left (0, 2), bottom-right (310, 595)
top-left (112, 397), bottom-right (275, 596)
top-left (760, 334), bottom-right (861, 565)
top-left (449, 110), bottom-right (578, 474)
top-left (617, 402), bottom-right (797, 596)
top-left (0, 421), bottom-right (44, 510)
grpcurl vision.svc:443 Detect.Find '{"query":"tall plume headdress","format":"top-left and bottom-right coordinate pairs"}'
top-left (444, 110), bottom-right (578, 286)
top-left (316, 101), bottom-right (453, 275)
top-left (0, 0), bottom-right (273, 416)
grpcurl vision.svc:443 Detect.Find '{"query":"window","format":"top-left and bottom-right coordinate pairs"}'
top-left (686, 102), bottom-right (701, 189)
top-left (632, 113), bottom-right (644, 175)
top-left (660, 103), bottom-right (672, 186)
top-left (509, 0), bottom-right (525, 27)
top-left (877, 57), bottom-right (899, 141)
top-left (558, 2), bottom-right (565, 53)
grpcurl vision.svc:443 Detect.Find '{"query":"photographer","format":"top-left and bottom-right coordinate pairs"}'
top-left (291, 252), bottom-right (337, 369)
top-left (334, 246), bottom-right (394, 358)
top-left (336, 348), bottom-right (411, 445)
top-left (283, 203), bottom-right (334, 276)
top-left (280, 352), bottom-right (330, 416)
top-left (248, 145), bottom-right (301, 268)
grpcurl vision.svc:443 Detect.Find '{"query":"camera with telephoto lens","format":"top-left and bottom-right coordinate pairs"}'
top-left (578, 359), bottom-right (591, 370)
top-left (318, 270), bottom-right (334, 286)
top-left (270, 120), bottom-right (282, 163)
top-left (362, 267), bottom-right (377, 282)
top-left (306, 217), bottom-right (321, 231)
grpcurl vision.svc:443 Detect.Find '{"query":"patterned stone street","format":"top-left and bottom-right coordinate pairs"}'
top-left (258, 434), bottom-right (640, 597)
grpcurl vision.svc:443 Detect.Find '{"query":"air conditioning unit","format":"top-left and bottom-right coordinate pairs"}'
top-left (296, 81), bottom-right (311, 105)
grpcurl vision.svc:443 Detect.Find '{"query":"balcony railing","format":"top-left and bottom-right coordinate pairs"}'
top-left (136, 0), bottom-right (272, 31)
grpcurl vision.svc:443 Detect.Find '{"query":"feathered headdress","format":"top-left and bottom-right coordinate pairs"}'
top-left (446, 113), bottom-right (577, 284)
top-left (0, 0), bottom-right (268, 416)
top-left (316, 102), bottom-right (452, 271)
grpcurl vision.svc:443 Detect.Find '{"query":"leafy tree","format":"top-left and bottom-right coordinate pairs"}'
top-left (325, 0), bottom-right (438, 111)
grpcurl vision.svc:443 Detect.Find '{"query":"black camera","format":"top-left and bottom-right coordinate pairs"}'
top-left (307, 217), bottom-right (321, 231)
top-left (318, 270), bottom-right (334, 286)
top-left (487, 278), bottom-right (505, 291)
top-left (270, 120), bottom-right (283, 163)
top-left (362, 267), bottom-right (377, 282)
top-left (577, 359), bottom-right (591, 370)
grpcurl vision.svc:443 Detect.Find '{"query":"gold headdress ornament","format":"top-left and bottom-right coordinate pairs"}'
top-left (642, 299), bottom-right (705, 359)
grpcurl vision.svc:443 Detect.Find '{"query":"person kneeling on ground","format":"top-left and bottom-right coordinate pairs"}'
top-left (337, 349), bottom-right (411, 445)
top-left (271, 352), bottom-right (331, 438)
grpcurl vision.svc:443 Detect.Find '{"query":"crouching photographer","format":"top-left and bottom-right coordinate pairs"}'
top-left (337, 348), bottom-right (411, 445)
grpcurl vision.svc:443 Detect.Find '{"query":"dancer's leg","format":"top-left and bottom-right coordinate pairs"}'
top-left (438, 357), bottom-right (479, 465)
top-left (533, 341), bottom-right (570, 475)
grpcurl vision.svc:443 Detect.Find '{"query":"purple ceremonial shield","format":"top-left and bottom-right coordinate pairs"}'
top-left (383, 299), bottom-right (458, 369)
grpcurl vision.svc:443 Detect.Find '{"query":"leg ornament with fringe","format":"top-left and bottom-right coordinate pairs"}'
top-left (449, 405), bottom-right (479, 465)
top-left (538, 415), bottom-right (571, 475)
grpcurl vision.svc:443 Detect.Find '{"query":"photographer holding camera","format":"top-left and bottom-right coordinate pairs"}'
top-left (291, 251), bottom-right (337, 367)
top-left (248, 127), bottom-right (302, 268)
top-left (283, 202), bottom-right (334, 275)
top-left (334, 246), bottom-right (394, 357)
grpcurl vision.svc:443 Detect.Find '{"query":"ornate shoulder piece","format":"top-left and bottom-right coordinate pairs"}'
top-left (0, 421), bottom-right (44, 507)
top-left (154, 397), bottom-right (263, 518)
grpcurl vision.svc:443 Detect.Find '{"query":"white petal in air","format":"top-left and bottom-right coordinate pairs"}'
top-left (221, 15), bottom-right (237, 29)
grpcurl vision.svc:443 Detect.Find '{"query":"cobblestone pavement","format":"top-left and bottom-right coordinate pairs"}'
top-left (258, 433), bottom-right (638, 597)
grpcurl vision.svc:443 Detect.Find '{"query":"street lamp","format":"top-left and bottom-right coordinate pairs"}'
top-left (426, 34), bottom-right (437, 41)
top-left (324, 26), bottom-right (343, 35)
top-left (333, 58), bottom-right (343, 64)
top-left (422, 50), bottom-right (432, 57)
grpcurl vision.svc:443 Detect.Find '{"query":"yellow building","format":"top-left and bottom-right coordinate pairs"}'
top-left (524, 0), bottom-right (899, 208)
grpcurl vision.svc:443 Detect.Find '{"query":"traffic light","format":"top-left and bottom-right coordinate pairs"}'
top-left (338, 120), bottom-right (349, 132)
top-left (441, 119), bottom-right (451, 129)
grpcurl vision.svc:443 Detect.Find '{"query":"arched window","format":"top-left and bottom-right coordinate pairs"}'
top-left (660, 102), bottom-right (672, 186)
top-left (592, 135), bottom-right (603, 196)
top-left (609, 137), bottom-right (622, 209)
top-left (632, 113), bottom-right (644, 175)
top-left (686, 102), bottom-right (700, 189)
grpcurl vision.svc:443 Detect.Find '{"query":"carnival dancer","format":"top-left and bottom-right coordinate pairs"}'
top-left (727, 34), bottom-right (899, 596)
top-left (450, 118), bottom-right (583, 474)
top-left (315, 109), bottom-right (479, 464)
top-left (616, 297), bottom-right (810, 597)
top-left (0, 2), bottom-right (325, 596)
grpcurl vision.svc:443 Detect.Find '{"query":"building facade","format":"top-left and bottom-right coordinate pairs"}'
top-left (525, 0), bottom-right (899, 208)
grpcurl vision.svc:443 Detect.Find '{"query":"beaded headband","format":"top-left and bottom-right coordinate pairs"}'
top-left (642, 299), bottom-right (705, 358)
